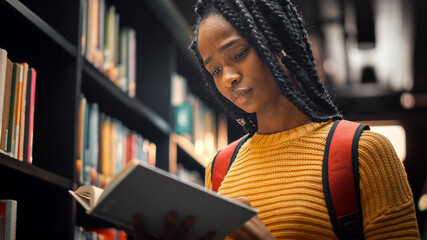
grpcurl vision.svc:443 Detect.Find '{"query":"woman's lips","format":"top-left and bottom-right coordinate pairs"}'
top-left (231, 88), bottom-right (253, 104)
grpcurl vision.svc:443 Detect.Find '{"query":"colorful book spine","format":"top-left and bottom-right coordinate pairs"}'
top-left (76, 95), bottom-right (86, 182)
top-left (171, 73), bottom-right (220, 159)
top-left (22, 68), bottom-right (32, 163)
top-left (6, 63), bottom-right (19, 153)
top-left (74, 226), bottom-right (127, 240)
top-left (82, 0), bottom-right (137, 97)
top-left (0, 59), bottom-right (13, 151)
top-left (0, 49), bottom-right (7, 145)
top-left (0, 53), bottom-right (37, 162)
top-left (83, 103), bottom-right (99, 185)
top-left (11, 64), bottom-right (25, 158)
top-left (82, 100), bottom-right (90, 184)
top-left (0, 200), bottom-right (17, 240)
top-left (27, 68), bottom-right (36, 164)
top-left (17, 63), bottom-right (29, 161)
top-left (76, 100), bottom-right (157, 187)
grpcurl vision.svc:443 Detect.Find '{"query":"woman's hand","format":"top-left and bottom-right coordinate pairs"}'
top-left (229, 197), bottom-right (276, 240)
top-left (132, 212), bottom-right (216, 240)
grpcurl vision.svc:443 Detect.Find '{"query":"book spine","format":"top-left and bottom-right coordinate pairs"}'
top-left (86, 0), bottom-right (99, 65)
top-left (17, 63), bottom-right (29, 161)
top-left (0, 59), bottom-right (13, 151)
top-left (81, 0), bottom-right (88, 56)
top-left (0, 49), bottom-right (8, 144)
top-left (6, 63), bottom-right (18, 153)
top-left (76, 95), bottom-right (86, 182)
top-left (22, 67), bottom-right (32, 163)
top-left (101, 116), bottom-right (111, 178)
top-left (128, 29), bottom-right (136, 98)
top-left (89, 103), bottom-right (99, 185)
top-left (26, 68), bottom-right (36, 164)
top-left (0, 200), bottom-right (17, 240)
top-left (82, 101), bottom-right (90, 184)
top-left (98, 112), bottom-right (105, 181)
top-left (12, 65), bottom-right (24, 158)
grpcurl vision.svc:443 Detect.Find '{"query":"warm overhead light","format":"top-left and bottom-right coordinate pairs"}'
top-left (401, 92), bottom-right (415, 109)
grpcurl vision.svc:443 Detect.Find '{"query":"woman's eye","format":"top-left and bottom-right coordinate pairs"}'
top-left (235, 48), bottom-right (248, 59)
top-left (212, 68), bottom-right (221, 76)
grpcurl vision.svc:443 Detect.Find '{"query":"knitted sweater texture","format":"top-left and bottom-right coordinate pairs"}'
top-left (205, 121), bottom-right (420, 239)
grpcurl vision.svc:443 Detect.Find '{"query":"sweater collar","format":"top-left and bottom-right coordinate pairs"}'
top-left (249, 120), bottom-right (332, 145)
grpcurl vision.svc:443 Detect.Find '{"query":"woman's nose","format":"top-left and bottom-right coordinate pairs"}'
top-left (222, 67), bottom-right (241, 88)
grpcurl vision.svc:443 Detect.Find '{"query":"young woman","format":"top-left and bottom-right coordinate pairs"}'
top-left (188, 0), bottom-right (420, 239)
top-left (132, 0), bottom-right (420, 239)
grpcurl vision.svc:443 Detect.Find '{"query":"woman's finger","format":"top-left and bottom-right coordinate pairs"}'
top-left (133, 215), bottom-right (147, 240)
top-left (176, 216), bottom-right (195, 240)
top-left (159, 211), bottom-right (177, 240)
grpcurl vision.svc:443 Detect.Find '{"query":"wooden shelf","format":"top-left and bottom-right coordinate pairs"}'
top-left (0, 151), bottom-right (71, 189)
top-left (3, 0), bottom-right (77, 56)
top-left (170, 134), bottom-right (211, 168)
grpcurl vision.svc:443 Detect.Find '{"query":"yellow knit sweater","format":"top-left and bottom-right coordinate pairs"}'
top-left (205, 121), bottom-right (420, 239)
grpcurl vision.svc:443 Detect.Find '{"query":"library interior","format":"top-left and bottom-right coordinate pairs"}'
top-left (0, 0), bottom-right (426, 239)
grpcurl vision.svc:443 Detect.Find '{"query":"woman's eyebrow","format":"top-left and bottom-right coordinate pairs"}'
top-left (204, 38), bottom-right (242, 65)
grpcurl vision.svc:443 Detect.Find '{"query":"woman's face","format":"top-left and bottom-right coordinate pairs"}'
top-left (197, 14), bottom-right (287, 114)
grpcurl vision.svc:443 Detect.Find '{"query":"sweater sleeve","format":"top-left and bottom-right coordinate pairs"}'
top-left (205, 160), bottom-right (213, 190)
top-left (358, 130), bottom-right (420, 239)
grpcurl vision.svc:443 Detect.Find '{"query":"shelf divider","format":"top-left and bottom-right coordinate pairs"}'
top-left (0, 151), bottom-right (71, 189)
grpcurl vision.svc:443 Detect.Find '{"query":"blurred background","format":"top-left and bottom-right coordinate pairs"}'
top-left (171, 0), bottom-right (427, 236)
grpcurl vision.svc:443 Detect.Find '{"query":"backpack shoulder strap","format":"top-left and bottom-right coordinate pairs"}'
top-left (211, 134), bottom-right (250, 192)
top-left (323, 120), bottom-right (370, 240)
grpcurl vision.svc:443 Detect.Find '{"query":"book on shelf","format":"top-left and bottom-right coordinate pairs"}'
top-left (0, 58), bottom-right (13, 151)
top-left (22, 68), bottom-right (36, 164)
top-left (83, 102), bottom-right (99, 185)
top-left (0, 200), bottom-right (17, 240)
top-left (69, 160), bottom-right (257, 240)
top-left (0, 49), bottom-right (7, 145)
top-left (16, 63), bottom-right (29, 160)
top-left (5, 63), bottom-right (19, 153)
top-left (75, 226), bottom-right (127, 240)
top-left (11, 63), bottom-right (25, 158)
top-left (82, 0), bottom-right (137, 97)
top-left (0, 52), bottom-right (36, 162)
top-left (171, 73), bottom-right (221, 160)
top-left (76, 94), bottom-right (87, 182)
top-left (76, 97), bottom-right (157, 186)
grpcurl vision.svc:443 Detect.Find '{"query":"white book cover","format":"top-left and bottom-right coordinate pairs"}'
top-left (69, 160), bottom-right (257, 240)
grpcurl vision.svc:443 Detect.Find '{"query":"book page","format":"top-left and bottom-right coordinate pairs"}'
top-left (69, 185), bottom-right (104, 211)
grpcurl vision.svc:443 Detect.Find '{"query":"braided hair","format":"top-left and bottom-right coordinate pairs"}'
top-left (189, 0), bottom-right (342, 134)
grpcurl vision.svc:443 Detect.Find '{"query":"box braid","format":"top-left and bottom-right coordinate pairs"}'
top-left (227, 0), bottom-right (333, 117)
top-left (189, 0), bottom-right (342, 134)
top-left (255, 0), bottom-right (340, 114)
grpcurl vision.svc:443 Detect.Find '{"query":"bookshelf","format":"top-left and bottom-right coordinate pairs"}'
top-left (0, 0), bottom-right (225, 239)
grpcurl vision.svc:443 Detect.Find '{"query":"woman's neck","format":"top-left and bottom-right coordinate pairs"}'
top-left (255, 97), bottom-right (310, 135)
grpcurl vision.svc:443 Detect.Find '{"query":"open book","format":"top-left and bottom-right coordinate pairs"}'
top-left (69, 159), bottom-right (257, 240)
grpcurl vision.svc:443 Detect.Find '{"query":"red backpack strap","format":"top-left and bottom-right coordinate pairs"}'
top-left (211, 134), bottom-right (250, 192)
top-left (323, 120), bottom-right (370, 240)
